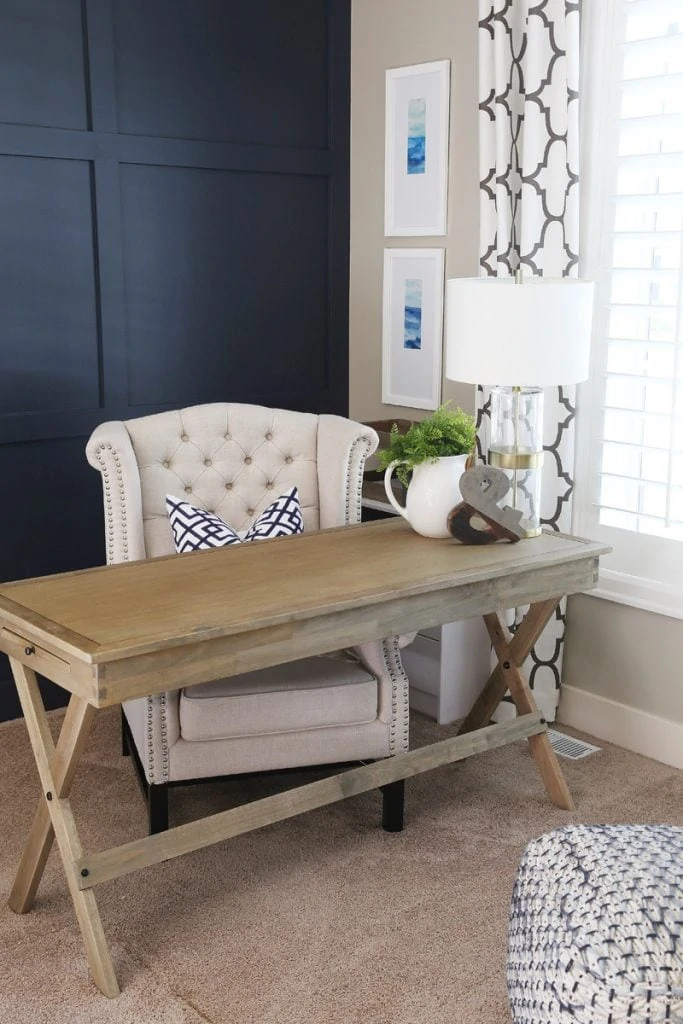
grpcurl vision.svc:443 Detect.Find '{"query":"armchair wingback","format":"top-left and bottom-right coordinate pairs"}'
top-left (86, 403), bottom-right (410, 832)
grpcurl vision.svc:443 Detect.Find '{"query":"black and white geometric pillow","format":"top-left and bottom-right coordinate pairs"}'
top-left (166, 487), bottom-right (303, 554)
top-left (166, 495), bottom-right (241, 552)
top-left (243, 487), bottom-right (304, 542)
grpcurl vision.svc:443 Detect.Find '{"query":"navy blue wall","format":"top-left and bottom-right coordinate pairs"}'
top-left (0, 0), bottom-right (350, 719)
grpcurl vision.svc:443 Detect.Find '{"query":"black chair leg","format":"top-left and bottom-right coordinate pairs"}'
top-left (381, 779), bottom-right (405, 833)
top-left (148, 782), bottom-right (169, 834)
top-left (121, 707), bottom-right (130, 756)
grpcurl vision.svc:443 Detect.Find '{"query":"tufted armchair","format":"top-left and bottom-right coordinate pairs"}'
top-left (86, 403), bottom-right (411, 834)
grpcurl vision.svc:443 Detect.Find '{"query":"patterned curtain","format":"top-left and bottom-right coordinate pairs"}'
top-left (478, 0), bottom-right (581, 721)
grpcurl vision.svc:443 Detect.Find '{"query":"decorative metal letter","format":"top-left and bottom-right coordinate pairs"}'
top-left (447, 465), bottom-right (527, 544)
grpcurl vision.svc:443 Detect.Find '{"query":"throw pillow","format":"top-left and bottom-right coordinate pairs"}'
top-left (166, 487), bottom-right (304, 553)
top-left (243, 487), bottom-right (304, 542)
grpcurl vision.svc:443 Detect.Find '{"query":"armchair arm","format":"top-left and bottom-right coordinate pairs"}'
top-left (123, 692), bottom-right (181, 785)
top-left (86, 421), bottom-right (147, 565)
top-left (316, 416), bottom-right (414, 731)
top-left (317, 416), bottom-right (378, 529)
top-left (87, 420), bottom-right (178, 781)
top-left (353, 637), bottom-right (409, 754)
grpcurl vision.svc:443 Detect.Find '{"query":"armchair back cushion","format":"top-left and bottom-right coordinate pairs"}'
top-left (124, 404), bottom-right (321, 558)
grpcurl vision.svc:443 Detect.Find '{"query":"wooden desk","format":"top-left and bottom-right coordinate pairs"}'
top-left (0, 518), bottom-right (608, 997)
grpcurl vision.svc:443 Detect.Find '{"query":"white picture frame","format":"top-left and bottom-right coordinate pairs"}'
top-left (384, 60), bottom-right (450, 237)
top-left (382, 247), bottom-right (444, 410)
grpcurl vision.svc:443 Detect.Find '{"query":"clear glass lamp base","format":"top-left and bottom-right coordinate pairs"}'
top-left (489, 385), bottom-right (544, 536)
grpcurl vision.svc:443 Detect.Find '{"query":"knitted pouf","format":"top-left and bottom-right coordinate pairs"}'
top-left (508, 825), bottom-right (683, 1023)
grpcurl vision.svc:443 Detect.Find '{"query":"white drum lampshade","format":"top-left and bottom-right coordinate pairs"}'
top-left (445, 276), bottom-right (595, 535)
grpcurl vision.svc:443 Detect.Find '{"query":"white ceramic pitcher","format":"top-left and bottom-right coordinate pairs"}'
top-left (383, 453), bottom-right (470, 538)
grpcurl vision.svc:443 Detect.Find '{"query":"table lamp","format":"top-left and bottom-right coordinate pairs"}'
top-left (445, 274), bottom-right (594, 536)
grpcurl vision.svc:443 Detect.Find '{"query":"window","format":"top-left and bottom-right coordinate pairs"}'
top-left (576, 0), bottom-right (683, 617)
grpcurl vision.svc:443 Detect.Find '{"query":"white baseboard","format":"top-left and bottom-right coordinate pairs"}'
top-left (558, 685), bottom-right (683, 771)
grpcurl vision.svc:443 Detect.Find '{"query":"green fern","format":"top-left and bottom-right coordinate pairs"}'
top-left (376, 405), bottom-right (476, 488)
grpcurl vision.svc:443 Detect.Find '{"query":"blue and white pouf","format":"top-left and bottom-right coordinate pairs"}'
top-left (508, 825), bottom-right (683, 1023)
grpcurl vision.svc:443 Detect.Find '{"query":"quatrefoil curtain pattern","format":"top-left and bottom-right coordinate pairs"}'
top-left (478, 0), bottom-right (581, 721)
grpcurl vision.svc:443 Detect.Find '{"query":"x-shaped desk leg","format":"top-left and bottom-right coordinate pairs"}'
top-left (457, 597), bottom-right (574, 811)
top-left (6, 599), bottom-right (570, 999)
top-left (7, 658), bottom-right (119, 997)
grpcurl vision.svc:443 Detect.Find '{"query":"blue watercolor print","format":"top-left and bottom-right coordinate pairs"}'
top-left (404, 278), bottom-right (423, 350)
top-left (407, 97), bottom-right (426, 175)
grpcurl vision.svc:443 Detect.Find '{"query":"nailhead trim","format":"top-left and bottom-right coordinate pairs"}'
top-left (342, 429), bottom-right (409, 756)
top-left (381, 637), bottom-right (410, 754)
top-left (344, 436), bottom-right (373, 525)
top-left (92, 443), bottom-right (129, 564)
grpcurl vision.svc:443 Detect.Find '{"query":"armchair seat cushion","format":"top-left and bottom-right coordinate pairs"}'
top-left (179, 656), bottom-right (378, 742)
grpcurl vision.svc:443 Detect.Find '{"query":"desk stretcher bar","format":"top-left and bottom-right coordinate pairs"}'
top-left (77, 712), bottom-right (545, 889)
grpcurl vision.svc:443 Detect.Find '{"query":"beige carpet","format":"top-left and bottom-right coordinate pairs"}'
top-left (1, 707), bottom-right (682, 1024)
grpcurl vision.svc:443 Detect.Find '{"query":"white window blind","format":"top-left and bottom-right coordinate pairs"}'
top-left (576, 0), bottom-right (683, 616)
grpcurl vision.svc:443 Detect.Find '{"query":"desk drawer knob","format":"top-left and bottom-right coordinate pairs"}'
top-left (24, 645), bottom-right (36, 656)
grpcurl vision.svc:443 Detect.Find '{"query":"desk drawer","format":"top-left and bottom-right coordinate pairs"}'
top-left (1, 627), bottom-right (72, 680)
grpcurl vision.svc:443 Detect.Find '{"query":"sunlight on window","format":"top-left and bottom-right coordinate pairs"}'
top-left (596, 0), bottom-right (683, 539)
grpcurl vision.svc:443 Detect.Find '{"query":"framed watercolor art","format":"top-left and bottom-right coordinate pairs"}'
top-left (384, 60), bottom-right (451, 236)
top-left (382, 247), bottom-right (444, 410)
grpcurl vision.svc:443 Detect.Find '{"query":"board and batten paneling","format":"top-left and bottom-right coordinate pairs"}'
top-left (0, 0), bottom-right (350, 719)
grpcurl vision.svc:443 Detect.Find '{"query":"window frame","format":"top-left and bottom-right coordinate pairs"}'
top-left (573, 0), bottom-right (683, 620)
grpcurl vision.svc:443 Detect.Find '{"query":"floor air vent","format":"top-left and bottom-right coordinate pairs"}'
top-left (547, 729), bottom-right (601, 760)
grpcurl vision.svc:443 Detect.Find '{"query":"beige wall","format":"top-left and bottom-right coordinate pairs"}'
top-left (349, 0), bottom-right (683, 751)
top-left (563, 594), bottom-right (683, 725)
top-left (349, 0), bottom-right (479, 424)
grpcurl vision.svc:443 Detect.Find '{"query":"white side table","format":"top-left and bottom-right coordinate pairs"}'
top-left (361, 484), bottom-right (492, 725)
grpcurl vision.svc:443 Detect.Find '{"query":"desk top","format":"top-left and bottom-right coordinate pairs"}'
top-left (0, 518), bottom-right (605, 658)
